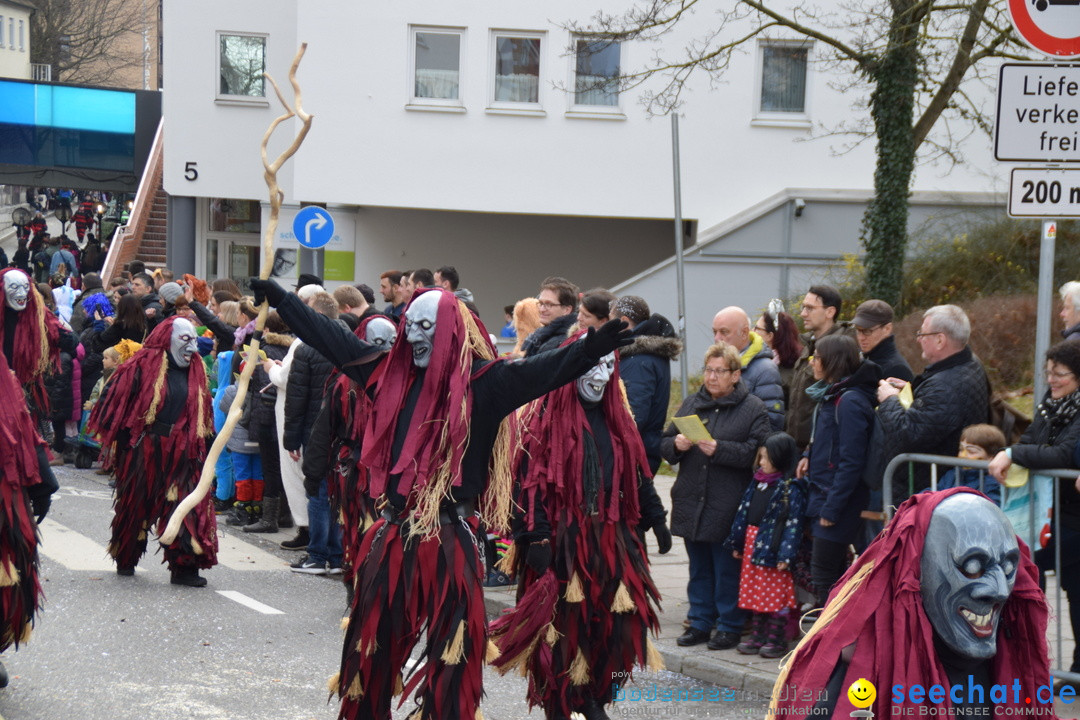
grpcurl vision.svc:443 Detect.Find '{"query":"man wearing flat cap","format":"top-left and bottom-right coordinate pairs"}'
top-left (295, 273), bottom-right (322, 290)
top-left (852, 299), bottom-right (912, 382)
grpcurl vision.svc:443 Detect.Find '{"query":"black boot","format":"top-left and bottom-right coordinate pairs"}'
top-left (737, 613), bottom-right (768, 655)
top-left (170, 566), bottom-right (208, 588)
top-left (225, 501), bottom-right (251, 526)
top-left (243, 496), bottom-right (280, 533)
top-left (580, 696), bottom-right (611, 720)
top-left (280, 526), bottom-right (309, 550)
top-left (759, 613), bottom-right (789, 659)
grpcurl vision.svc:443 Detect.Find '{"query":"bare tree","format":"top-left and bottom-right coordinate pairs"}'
top-left (570, 0), bottom-right (1034, 304)
top-left (30, 0), bottom-right (146, 87)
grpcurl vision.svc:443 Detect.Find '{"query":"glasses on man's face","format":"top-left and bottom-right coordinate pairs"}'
top-left (703, 367), bottom-right (733, 377)
top-left (801, 304), bottom-right (823, 313)
top-left (855, 325), bottom-right (882, 336)
top-left (915, 330), bottom-right (943, 340)
top-left (536, 300), bottom-right (563, 310)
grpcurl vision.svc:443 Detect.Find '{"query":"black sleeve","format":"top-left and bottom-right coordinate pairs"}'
top-left (636, 471), bottom-right (667, 530)
top-left (283, 351), bottom-right (308, 452)
top-left (301, 396), bottom-right (334, 482)
top-left (94, 321), bottom-right (122, 352)
top-left (481, 342), bottom-right (597, 419)
top-left (190, 300), bottom-right (238, 350)
top-left (274, 293), bottom-right (379, 385)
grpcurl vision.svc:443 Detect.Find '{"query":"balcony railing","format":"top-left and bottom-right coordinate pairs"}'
top-left (30, 64), bottom-right (52, 82)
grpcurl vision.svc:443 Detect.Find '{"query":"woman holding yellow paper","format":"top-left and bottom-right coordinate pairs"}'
top-left (987, 340), bottom-right (1080, 677)
top-left (801, 334), bottom-right (881, 606)
top-left (661, 343), bottom-right (770, 650)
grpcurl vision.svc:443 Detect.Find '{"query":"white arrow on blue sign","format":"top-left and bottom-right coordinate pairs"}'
top-left (293, 206), bottom-right (335, 249)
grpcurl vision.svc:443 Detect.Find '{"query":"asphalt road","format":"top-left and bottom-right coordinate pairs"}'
top-left (0, 465), bottom-right (764, 720)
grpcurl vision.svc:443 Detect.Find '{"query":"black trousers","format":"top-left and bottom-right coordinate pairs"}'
top-left (811, 535), bottom-right (850, 606)
top-left (256, 421), bottom-right (283, 499)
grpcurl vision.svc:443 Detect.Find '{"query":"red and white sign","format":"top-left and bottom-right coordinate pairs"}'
top-left (1007, 0), bottom-right (1080, 58)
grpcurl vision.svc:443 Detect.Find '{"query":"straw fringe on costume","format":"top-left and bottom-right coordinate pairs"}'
top-left (489, 335), bottom-right (661, 719)
top-left (0, 352), bottom-right (46, 652)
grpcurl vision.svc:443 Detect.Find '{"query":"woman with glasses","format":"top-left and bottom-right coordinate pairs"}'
top-left (801, 334), bottom-right (881, 606)
top-left (662, 343), bottom-right (771, 651)
top-left (754, 299), bottom-right (802, 405)
top-left (987, 340), bottom-right (1080, 678)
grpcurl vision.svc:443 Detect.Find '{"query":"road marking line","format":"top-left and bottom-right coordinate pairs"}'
top-left (216, 590), bottom-right (284, 615)
top-left (38, 519), bottom-right (117, 572)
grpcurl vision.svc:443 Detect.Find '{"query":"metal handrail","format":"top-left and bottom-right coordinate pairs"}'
top-left (880, 452), bottom-right (1078, 680)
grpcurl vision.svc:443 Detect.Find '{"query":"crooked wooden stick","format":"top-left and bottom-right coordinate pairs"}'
top-left (162, 43), bottom-right (313, 544)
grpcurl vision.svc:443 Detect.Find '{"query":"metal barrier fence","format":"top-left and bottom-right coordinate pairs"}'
top-left (881, 453), bottom-right (1080, 684)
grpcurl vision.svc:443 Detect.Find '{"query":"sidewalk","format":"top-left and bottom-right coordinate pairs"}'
top-left (483, 472), bottom-right (1078, 695)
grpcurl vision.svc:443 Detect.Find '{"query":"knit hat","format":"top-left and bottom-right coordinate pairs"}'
top-left (158, 281), bottom-right (183, 305)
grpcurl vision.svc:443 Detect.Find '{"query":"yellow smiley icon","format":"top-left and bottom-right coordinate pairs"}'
top-left (848, 678), bottom-right (876, 709)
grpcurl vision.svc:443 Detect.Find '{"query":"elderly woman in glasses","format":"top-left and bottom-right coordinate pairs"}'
top-left (661, 343), bottom-right (771, 651)
top-left (988, 340), bottom-right (1080, 678)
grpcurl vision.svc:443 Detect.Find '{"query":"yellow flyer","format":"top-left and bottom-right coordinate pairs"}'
top-left (672, 415), bottom-right (712, 443)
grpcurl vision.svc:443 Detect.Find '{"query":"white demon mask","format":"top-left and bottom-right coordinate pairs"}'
top-left (577, 352), bottom-right (615, 404)
top-left (364, 317), bottom-right (397, 350)
top-left (3, 271), bottom-right (30, 312)
top-left (169, 318), bottom-right (199, 368)
top-left (404, 291), bottom-right (440, 368)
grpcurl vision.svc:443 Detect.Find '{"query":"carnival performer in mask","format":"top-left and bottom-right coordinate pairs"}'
top-left (0, 350), bottom-right (53, 688)
top-left (88, 317), bottom-right (218, 587)
top-left (490, 337), bottom-right (671, 720)
top-left (249, 279), bottom-right (632, 720)
top-left (771, 488), bottom-right (1052, 718)
top-left (301, 314), bottom-right (397, 594)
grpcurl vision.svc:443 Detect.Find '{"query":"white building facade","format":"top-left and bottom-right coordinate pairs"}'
top-left (161, 0), bottom-right (1006, 331)
top-left (0, 0), bottom-right (32, 80)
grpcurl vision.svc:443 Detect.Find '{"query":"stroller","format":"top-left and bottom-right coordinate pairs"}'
top-left (68, 408), bottom-right (101, 469)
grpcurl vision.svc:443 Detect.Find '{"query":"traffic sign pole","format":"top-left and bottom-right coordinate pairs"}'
top-left (1033, 219), bottom-right (1056, 403)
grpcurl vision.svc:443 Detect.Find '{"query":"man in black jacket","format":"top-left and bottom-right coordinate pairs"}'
top-left (283, 293), bottom-right (344, 573)
top-left (877, 304), bottom-right (989, 497)
top-left (852, 299), bottom-right (912, 382)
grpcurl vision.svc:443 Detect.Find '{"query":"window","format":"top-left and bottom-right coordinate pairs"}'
top-left (411, 28), bottom-right (464, 106)
top-left (0, 16), bottom-right (5, 49)
top-left (218, 33), bottom-right (266, 99)
top-left (754, 41), bottom-right (811, 127)
top-left (8, 17), bottom-right (12, 50)
top-left (18, 19), bottom-right (23, 52)
top-left (209, 198), bottom-right (260, 233)
top-left (573, 38), bottom-right (620, 107)
top-left (491, 32), bottom-right (542, 108)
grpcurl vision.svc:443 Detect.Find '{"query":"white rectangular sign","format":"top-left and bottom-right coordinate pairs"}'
top-left (1008, 168), bottom-right (1080, 218)
top-left (995, 63), bottom-right (1080, 163)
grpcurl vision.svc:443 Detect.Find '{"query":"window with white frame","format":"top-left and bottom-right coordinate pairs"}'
top-left (573, 37), bottom-right (620, 107)
top-left (411, 27), bottom-right (464, 105)
top-left (0, 16), bottom-right (5, 49)
top-left (491, 32), bottom-right (542, 106)
top-left (218, 32), bottom-right (266, 99)
top-left (8, 17), bottom-right (12, 50)
top-left (18, 19), bottom-right (24, 51)
top-left (757, 42), bottom-right (810, 118)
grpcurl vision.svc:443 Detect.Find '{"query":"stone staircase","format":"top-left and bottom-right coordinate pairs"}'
top-left (137, 185), bottom-right (168, 269)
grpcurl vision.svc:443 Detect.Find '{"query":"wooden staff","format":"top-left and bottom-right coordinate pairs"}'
top-left (161, 43), bottom-right (314, 545)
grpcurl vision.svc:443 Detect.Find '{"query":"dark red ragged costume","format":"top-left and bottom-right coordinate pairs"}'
top-left (334, 289), bottom-right (510, 720)
top-left (772, 487), bottom-right (1054, 718)
top-left (0, 351), bottom-right (47, 652)
top-left (490, 338), bottom-right (662, 719)
top-left (88, 317), bottom-right (218, 574)
top-left (325, 316), bottom-right (386, 587)
top-left (0, 268), bottom-right (62, 417)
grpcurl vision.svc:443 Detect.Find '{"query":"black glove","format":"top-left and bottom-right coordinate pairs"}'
top-left (525, 540), bottom-right (553, 575)
top-left (32, 494), bottom-right (50, 524)
top-left (582, 318), bottom-right (633, 361)
top-left (652, 521), bottom-right (673, 555)
top-left (303, 475), bottom-right (320, 499)
top-left (249, 278), bottom-right (287, 308)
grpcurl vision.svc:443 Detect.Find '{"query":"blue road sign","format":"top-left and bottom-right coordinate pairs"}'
top-left (293, 206), bottom-right (335, 249)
